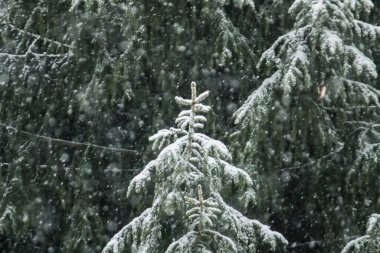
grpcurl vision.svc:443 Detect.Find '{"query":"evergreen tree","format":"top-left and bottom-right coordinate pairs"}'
top-left (103, 82), bottom-right (287, 253)
top-left (341, 214), bottom-right (380, 253)
top-left (72, 0), bottom-right (261, 144)
top-left (232, 0), bottom-right (380, 251)
top-left (0, 1), bottom-right (136, 251)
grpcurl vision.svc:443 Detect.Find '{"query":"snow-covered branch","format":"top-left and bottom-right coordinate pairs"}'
top-left (341, 214), bottom-right (380, 253)
top-left (0, 22), bottom-right (73, 49)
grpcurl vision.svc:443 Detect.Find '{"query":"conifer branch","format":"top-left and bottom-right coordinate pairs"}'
top-left (0, 122), bottom-right (138, 156)
top-left (0, 52), bottom-right (67, 58)
top-left (0, 22), bottom-right (73, 49)
top-left (279, 144), bottom-right (344, 172)
top-left (288, 235), bottom-right (360, 249)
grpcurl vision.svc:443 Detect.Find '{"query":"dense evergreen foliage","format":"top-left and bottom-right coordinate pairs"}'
top-left (232, 1), bottom-right (380, 252)
top-left (0, 0), bottom-right (379, 252)
top-left (0, 1), bottom-right (137, 252)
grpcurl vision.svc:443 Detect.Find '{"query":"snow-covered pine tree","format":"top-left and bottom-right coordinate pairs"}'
top-left (341, 214), bottom-right (380, 253)
top-left (103, 82), bottom-right (287, 253)
top-left (232, 0), bottom-right (380, 251)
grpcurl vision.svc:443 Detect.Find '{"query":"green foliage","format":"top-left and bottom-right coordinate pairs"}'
top-left (341, 214), bottom-right (380, 253)
top-left (0, 0), bottom-right (379, 252)
top-left (0, 0), bottom-right (134, 251)
top-left (232, 0), bottom-right (380, 251)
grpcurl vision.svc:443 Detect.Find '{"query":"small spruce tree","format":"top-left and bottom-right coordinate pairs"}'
top-left (103, 82), bottom-right (287, 253)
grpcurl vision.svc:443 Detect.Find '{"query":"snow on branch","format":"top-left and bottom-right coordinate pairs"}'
top-left (219, 197), bottom-right (288, 251)
top-left (102, 208), bottom-right (152, 253)
top-left (341, 213), bottom-right (380, 253)
top-left (0, 22), bottom-right (73, 49)
top-left (0, 52), bottom-right (67, 59)
top-left (0, 205), bottom-right (16, 235)
top-left (215, 160), bottom-right (256, 208)
top-left (342, 78), bottom-right (380, 105)
top-left (341, 235), bottom-right (371, 253)
top-left (149, 128), bottom-right (185, 152)
top-left (214, 8), bottom-right (256, 66)
top-left (321, 30), bottom-right (344, 55)
top-left (167, 185), bottom-right (237, 253)
top-left (70, 0), bottom-right (101, 12)
top-left (165, 231), bottom-right (198, 253)
top-left (192, 133), bottom-right (232, 161)
top-left (127, 161), bottom-right (156, 198)
top-left (0, 21), bottom-right (73, 61)
top-left (347, 0), bottom-right (374, 15)
top-left (233, 71), bottom-right (280, 126)
top-left (367, 214), bottom-right (380, 235)
top-left (153, 136), bottom-right (188, 173)
top-left (266, 0), bottom-right (379, 85)
top-left (345, 46), bottom-right (378, 79)
top-left (186, 185), bottom-right (222, 232)
top-left (354, 20), bottom-right (380, 40)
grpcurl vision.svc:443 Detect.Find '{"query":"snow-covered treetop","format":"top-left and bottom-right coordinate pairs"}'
top-left (129, 81), bottom-right (256, 210)
top-left (257, 0), bottom-right (380, 87)
top-left (103, 82), bottom-right (287, 253)
top-left (341, 213), bottom-right (380, 253)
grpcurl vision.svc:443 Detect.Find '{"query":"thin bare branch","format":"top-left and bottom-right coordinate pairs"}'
top-left (0, 123), bottom-right (139, 156)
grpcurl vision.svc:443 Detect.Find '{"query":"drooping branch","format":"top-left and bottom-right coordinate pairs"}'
top-left (279, 144), bottom-right (344, 172)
